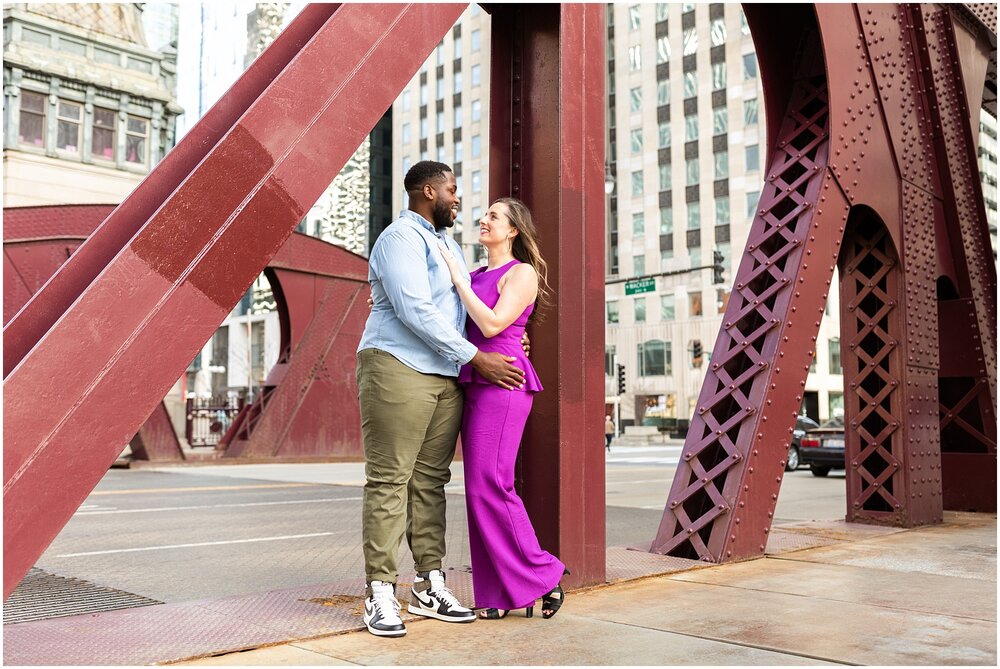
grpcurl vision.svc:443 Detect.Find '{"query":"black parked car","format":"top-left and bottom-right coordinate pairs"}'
top-left (799, 416), bottom-right (846, 477)
top-left (786, 415), bottom-right (820, 471)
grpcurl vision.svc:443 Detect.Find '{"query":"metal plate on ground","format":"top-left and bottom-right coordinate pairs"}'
top-left (3, 568), bottom-right (162, 625)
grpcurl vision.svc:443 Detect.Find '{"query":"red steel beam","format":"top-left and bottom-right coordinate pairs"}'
top-left (488, 3), bottom-right (607, 588)
top-left (2, 6), bottom-right (338, 379)
top-left (3, 3), bottom-right (467, 599)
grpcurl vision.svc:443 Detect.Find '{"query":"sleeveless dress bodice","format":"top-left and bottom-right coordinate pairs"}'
top-left (457, 259), bottom-right (543, 392)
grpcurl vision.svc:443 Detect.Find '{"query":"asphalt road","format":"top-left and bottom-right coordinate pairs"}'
top-left (29, 445), bottom-right (846, 605)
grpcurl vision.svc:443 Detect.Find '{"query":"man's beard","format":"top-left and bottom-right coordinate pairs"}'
top-left (432, 201), bottom-right (455, 229)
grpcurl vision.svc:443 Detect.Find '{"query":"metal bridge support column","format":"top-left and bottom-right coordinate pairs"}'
top-left (488, 3), bottom-right (607, 587)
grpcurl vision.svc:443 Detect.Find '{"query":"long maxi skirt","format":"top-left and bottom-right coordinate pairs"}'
top-left (461, 383), bottom-right (565, 610)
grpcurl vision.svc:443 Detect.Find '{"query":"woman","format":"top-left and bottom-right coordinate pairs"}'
top-left (437, 197), bottom-right (568, 620)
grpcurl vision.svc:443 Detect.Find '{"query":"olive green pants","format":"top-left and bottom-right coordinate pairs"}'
top-left (356, 348), bottom-right (464, 585)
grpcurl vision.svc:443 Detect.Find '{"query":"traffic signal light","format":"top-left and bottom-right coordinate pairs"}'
top-left (616, 363), bottom-right (626, 395)
top-left (712, 250), bottom-right (725, 285)
top-left (692, 340), bottom-right (703, 367)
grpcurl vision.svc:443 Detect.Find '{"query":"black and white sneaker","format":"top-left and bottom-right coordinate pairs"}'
top-left (363, 581), bottom-right (406, 637)
top-left (407, 569), bottom-right (476, 623)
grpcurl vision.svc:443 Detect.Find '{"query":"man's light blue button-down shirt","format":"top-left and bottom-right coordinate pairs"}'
top-left (357, 210), bottom-right (477, 377)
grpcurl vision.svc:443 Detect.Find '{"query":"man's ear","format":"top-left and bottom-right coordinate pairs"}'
top-left (422, 183), bottom-right (435, 200)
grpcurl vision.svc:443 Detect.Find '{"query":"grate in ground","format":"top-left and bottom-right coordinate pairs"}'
top-left (3, 568), bottom-right (162, 625)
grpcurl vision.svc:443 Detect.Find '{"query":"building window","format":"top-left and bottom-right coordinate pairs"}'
top-left (746, 144), bottom-right (759, 172)
top-left (454, 139), bottom-right (463, 162)
top-left (454, 105), bottom-right (463, 129)
top-left (633, 212), bottom-right (645, 235)
top-left (656, 3), bottom-right (669, 22)
top-left (660, 207), bottom-right (673, 233)
top-left (471, 134), bottom-right (481, 157)
top-left (454, 34), bottom-right (462, 56)
top-left (638, 340), bottom-right (669, 376)
top-left (420, 83), bottom-right (428, 105)
top-left (689, 248), bottom-right (702, 268)
top-left (740, 10), bottom-right (751, 36)
top-left (630, 128), bottom-right (643, 154)
top-left (436, 42), bottom-right (445, 66)
top-left (708, 62), bottom-right (726, 92)
top-left (420, 117), bottom-right (428, 139)
top-left (402, 156), bottom-right (412, 174)
top-left (437, 145), bottom-right (446, 162)
top-left (18, 90), bottom-right (46, 147)
top-left (605, 345), bottom-right (617, 376)
top-left (630, 87), bottom-right (643, 113)
top-left (829, 337), bottom-right (842, 374)
top-left (717, 287), bottom-right (730, 313)
top-left (746, 191), bottom-right (760, 218)
top-left (607, 301), bottom-right (620, 324)
top-left (661, 248), bottom-right (674, 264)
top-left (629, 4), bottom-right (642, 31)
top-left (125, 116), bottom-right (148, 165)
top-left (659, 163), bottom-right (671, 191)
top-left (631, 171), bottom-right (644, 197)
top-left (744, 97), bottom-right (759, 126)
top-left (689, 290), bottom-right (703, 316)
top-left (657, 80), bottom-right (669, 106)
top-left (472, 170), bottom-right (482, 193)
top-left (628, 45), bottom-right (642, 71)
top-left (471, 99), bottom-right (481, 122)
top-left (685, 157), bottom-right (699, 185)
top-left (661, 294), bottom-right (675, 319)
top-left (717, 242), bottom-right (731, 270)
top-left (743, 53), bottom-right (757, 79)
top-left (635, 296), bottom-right (647, 322)
top-left (471, 64), bottom-right (481, 87)
top-left (401, 90), bottom-right (411, 112)
top-left (713, 150), bottom-right (728, 179)
top-left (471, 29), bottom-right (481, 52)
top-left (436, 78), bottom-right (445, 100)
top-left (658, 121), bottom-right (671, 148)
top-left (437, 114), bottom-right (445, 134)
top-left (402, 123), bottom-right (411, 144)
top-left (685, 113), bottom-right (698, 141)
top-left (683, 71), bottom-right (698, 99)
top-left (656, 36), bottom-right (670, 64)
top-left (710, 18), bottom-right (727, 46)
top-left (687, 201), bottom-right (700, 229)
top-left (56, 100), bottom-right (83, 154)
top-left (92, 107), bottom-right (116, 159)
top-left (715, 196), bottom-right (730, 225)
top-left (829, 391), bottom-right (844, 418)
top-left (683, 28), bottom-right (698, 56)
top-left (712, 107), bottom-right (728, 135)
top-left (633, 254), bottom-right (645, 276)
top-left (455, 71), bottom-right (463, 93)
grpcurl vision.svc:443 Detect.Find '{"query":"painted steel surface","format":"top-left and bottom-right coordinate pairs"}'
top-left (653, 4), bottom-right (996, 562)
top-left (489, 4), bottom-right (607, 587)
top-left (3, 3), bottom-right (467, 599)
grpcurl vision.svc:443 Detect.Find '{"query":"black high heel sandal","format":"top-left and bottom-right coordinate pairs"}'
top-left (478, 607), bottom-right (534, 619)
top-left (542, 568), bottom-right (570, 619)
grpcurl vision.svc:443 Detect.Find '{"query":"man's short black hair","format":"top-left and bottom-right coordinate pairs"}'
top-left (404, 160), bottom-right (453, 193)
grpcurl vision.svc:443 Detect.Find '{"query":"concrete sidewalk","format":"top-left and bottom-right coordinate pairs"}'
top-left (180, 512), bottom-right (996, 666)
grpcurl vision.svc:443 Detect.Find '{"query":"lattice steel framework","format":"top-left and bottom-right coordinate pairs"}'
top-left (653, 3), bottom-right (996, 562)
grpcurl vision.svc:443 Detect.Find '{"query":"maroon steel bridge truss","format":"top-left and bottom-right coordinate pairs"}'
top-left (653, 4), bottom-right (996, 562)
top-left (3, 3), bottom-right (606, 599)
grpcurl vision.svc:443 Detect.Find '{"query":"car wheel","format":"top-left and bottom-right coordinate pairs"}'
top-left (785, 446), bottom-right (800, 471)
top-left (811, 465), bottom-right (830, 477)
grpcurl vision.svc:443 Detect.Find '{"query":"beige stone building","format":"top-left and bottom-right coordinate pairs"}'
top-left (3, 3), bottom-right (181, 206)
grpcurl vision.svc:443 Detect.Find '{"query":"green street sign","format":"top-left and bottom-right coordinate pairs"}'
top-left (624, 277), bottom-right (656, 295)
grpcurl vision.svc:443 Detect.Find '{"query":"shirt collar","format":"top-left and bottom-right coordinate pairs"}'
top-left (399, 209), bottom-right (438, 235)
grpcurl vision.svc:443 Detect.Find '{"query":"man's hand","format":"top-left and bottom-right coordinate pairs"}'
top-left (470, 350), bottom-right (525, 390)
top-left (520, 331), bottom-right (531, 358)
top-left (367, 292), bottom-right (374, 309)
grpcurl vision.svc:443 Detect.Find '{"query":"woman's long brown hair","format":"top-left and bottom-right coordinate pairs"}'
top-left (493, 197), bottom-right (552, 322)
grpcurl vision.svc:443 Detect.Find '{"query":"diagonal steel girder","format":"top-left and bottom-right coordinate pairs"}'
top-left (2, 2), bottom-right (467, 599)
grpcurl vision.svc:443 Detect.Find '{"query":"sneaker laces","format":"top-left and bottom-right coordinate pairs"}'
top-left (371, 586), bottom-right (402, 623)
top-left (428, 573), bottom-right (463, 609)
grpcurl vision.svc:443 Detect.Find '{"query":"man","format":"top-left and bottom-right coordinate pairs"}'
top-left (605, 415), bottom-right (615, 452)
top-left (356, 161), bottom-right (526, 638)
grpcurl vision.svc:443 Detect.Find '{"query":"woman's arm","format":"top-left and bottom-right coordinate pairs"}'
top-left (437, 242), bottom-right (537, 338)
